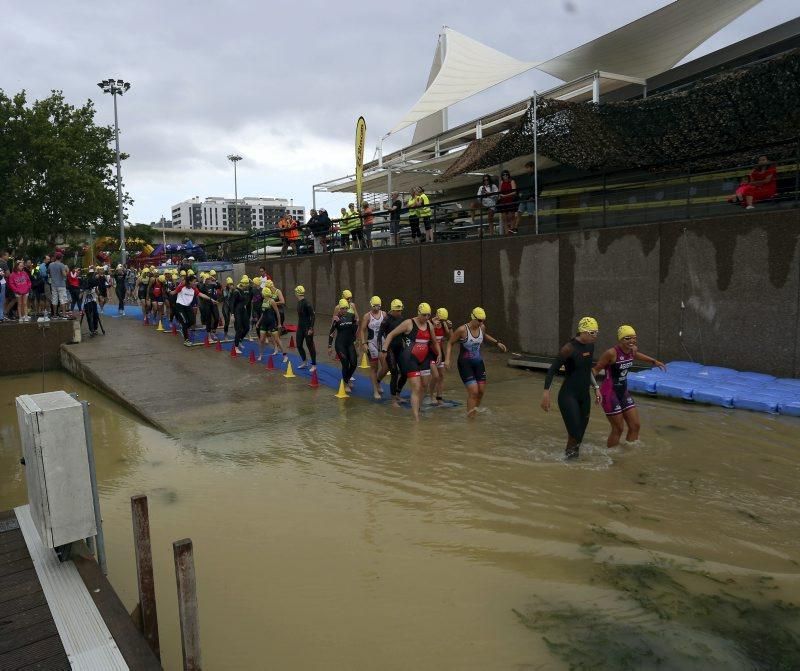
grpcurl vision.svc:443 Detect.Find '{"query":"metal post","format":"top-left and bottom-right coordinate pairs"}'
top-left (174, 538), bottom-right (202, 671)
top-left (80, 401), bottom-right (107, 575)
top-left (592, 72), bottom-right (600, 103)
top-left (131, 495), bottom-right (161, 660)
top-left (233, 162), bottom-right (238, 230)
top-left (112, 92), bottom-right (127, 265)
top-left (533, 92), bottom-right (539, 235)
top-left (378, 139), bottom-right (383, 168)
top-left (312, 187), bottom-right (317, 210)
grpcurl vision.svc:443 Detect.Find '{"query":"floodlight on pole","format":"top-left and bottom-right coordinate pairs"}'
top-left (227, 154), bottom-right (243, 230)
top-left (97, 78), bottom-right (131, 264)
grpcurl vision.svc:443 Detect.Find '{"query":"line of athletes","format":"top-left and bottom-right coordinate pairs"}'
top-left (136, 267), bottom-right (666, 453)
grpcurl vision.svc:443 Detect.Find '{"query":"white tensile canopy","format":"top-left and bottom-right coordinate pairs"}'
top-left (389, 28), bottom-right (540, 136)
top-left (389, 0), bottom-right (761, 140)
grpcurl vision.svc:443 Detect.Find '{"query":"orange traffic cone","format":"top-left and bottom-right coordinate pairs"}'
top-left (215, 339), bottom-right (222, 352)
top-left (249, 350), bottom-right (256, 364)
top-left (266, 354), bottom-right (275, 370)
top-left (230, 345), bottom-right (238, 358)
top-left (308, 369), bottom-right (320, 389)
top-left (204, 333), bottom-right (210, 348)
top-left (171, 322), bottom-right (178, 336)
top-left (289, 334), bottom-right (295, 348)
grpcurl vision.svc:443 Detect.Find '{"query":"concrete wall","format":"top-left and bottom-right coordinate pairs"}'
top-left (0, 321), bottom-right (77, 375)
top-left (248, 209), bottom-right (800, 377)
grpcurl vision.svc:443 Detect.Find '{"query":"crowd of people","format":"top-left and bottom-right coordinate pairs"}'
top-left (0, 250), bottom-right (140, 328)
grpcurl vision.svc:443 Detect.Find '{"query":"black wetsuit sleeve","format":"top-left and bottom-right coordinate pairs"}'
top-left (328, 319), bottom-right (337, 347)
top-left (544, 343), bottom-right (573, 390)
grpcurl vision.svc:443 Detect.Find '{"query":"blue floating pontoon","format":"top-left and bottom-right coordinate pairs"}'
top-left (627, 362), bottom-right (800, 416)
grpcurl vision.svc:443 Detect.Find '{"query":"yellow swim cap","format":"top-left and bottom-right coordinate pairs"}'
top-left (262, 288), bottom-right (273, 300)
top-left (265, 279), bottom-right (274, 287)
top-left (418, 302), bottom-right (432, 315)
top-left (338, 298), bottom-right (349, 309)
top-left (150, 266), bottom-right (156, 271)
top-left (471, 307), bottom-right (486, 321)
top-left (209, 269), bottom-right (217, 277)
top-left (578, 316), bottom-right (599, 333)
top-left (390, 299), bottom-right (404, 311)
top-left (295, 285), bottom-right (305, 294)
top-left (199, 272), bottom-right (207, 280)
top-left (370, 296), bottom-right (381, 307)
top-left (158, 275), bottom-right (165, 282)
top-left (342, 289), bottom-right (353, 299)
top-left (436, 307), bottom-right (449, 320)
top-left (179, 270), bottom-right (187, 276)
top-left (617, 325), bottom-right (636, 340)
top-left (240, 274), bottom-right (250, 284)
top-left (226, 277), bottom-right (233, 284)
top-left (187, 269), bottom-right (195, 276)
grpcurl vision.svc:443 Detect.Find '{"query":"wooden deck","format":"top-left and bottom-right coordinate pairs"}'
top-left (0, 509), bottom-right (70, 670)
top-left (0, 508), bottom-right (161, 671)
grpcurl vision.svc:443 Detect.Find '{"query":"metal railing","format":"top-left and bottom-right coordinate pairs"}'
top-left (184, 157), bottom-right (800, 263)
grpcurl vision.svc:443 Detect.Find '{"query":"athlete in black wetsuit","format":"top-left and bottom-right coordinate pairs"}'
top-left (328, 299), bottom-right (358, 388)
top-left (295, 286), bottom-right (317, 370)
top-left (377, 299), bottom-right (407, 406)
top-left (113, 265), bottom-right (127, 314)
top-left (542, 317), bottom-right (602, 459)
top-left (222, 277), bottom-right (234, 337)
top-left (200, 275), bottom-right (221, 340)
top-left (232, 277), bottom-right (252, 353)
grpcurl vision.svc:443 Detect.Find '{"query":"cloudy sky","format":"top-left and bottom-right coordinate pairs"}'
top-left (2, 1), bottom-right (796, 223)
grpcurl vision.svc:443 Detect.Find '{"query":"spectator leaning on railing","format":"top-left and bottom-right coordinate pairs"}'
top-left (388, 192), bottom-right (402, 247)
top-left (476, 175), bottom-right (499, 236)
top-left (347, 203), bottom-right (365, 250)
top-left (279, 210), bottom-right (299, 257)
top-left (729, 155), bottom-right (777, 210)
top-left (407, 188), bottom-right (421, 243)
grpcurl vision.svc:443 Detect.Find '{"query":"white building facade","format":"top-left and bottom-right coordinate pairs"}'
top-left (170, 197), bottom-right (306, 232)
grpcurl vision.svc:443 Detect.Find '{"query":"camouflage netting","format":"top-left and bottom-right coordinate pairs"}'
top-left (439, 48), bottom-right (800, 179)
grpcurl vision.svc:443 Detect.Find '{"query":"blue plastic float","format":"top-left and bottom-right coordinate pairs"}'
top-left (627, 362), bottom-right (800, 416)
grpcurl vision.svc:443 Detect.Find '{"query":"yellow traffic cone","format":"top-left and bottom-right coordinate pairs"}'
top-left (156, 319), bottom-right (164, 332)
top-left (283, 360), bottom-right (296, 378)
top-left (335, 380), bottom-right (350, 398)
top-left (359, 351), bottom-right (370, 368)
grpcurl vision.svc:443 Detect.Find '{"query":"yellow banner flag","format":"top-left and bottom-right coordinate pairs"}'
top-left (355, 116), bottom-right (367, 208)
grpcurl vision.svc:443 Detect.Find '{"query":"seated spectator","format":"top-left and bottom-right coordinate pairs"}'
top-left (475, 175), bottom-right (499, 236)
top-left (729, 155), bottom-right (777, 209)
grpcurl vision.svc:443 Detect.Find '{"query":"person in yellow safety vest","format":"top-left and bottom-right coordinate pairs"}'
top-left (347, 203), bottom-right (365, 250)
top-left (417, 186), bottom-right (434, 243)
top-left (338, 207), bottom-right (352, 251)
top-left (406, 187), bottom-right (421, 243)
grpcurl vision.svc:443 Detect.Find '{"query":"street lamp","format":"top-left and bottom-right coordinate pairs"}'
top-left (97, 78), bottom-right (131, 265)
top-left (227, 154), bottom-right (242, 230)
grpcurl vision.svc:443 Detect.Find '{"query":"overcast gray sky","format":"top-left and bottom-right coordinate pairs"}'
top-left (2, 0), bottom-right (796, 223)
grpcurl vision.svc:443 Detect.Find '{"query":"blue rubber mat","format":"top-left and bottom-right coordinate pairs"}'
top-left (628, 363), bottom-right (800, 416)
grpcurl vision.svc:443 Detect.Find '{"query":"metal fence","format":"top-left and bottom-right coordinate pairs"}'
top-left (190, 157), bottom-right (799, 263)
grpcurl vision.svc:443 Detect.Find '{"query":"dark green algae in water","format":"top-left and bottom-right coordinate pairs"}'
top-left (515, 551), bottom-right (800, 670)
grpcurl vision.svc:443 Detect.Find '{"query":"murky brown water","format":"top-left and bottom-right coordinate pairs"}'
top-left (1, 366), bottom-right (799, 670)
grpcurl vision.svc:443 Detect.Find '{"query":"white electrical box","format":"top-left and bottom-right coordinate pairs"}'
top-left (16, 391), bottom-right (97, 549)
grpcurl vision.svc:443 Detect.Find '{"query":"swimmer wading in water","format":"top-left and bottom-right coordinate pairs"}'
top-left (541, 317), bottom-right (602, 460)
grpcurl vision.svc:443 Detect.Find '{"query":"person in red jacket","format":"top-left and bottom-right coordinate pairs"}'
top-left (9, 260), bottom-right (32, 321)
top-left (730, 155), bottom-right (777, 209)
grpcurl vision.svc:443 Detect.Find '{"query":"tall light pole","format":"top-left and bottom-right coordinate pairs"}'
top-left (97, 78), bottom-right (131, 264)
top-left (227, 154), bottom-right (242, 230)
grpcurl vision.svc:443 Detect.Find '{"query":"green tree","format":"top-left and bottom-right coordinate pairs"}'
top-left (0, 89), bottom-right (131, 253)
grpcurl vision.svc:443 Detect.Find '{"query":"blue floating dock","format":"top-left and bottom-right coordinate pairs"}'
top-left (627, 363), bottom-right (800, 416)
